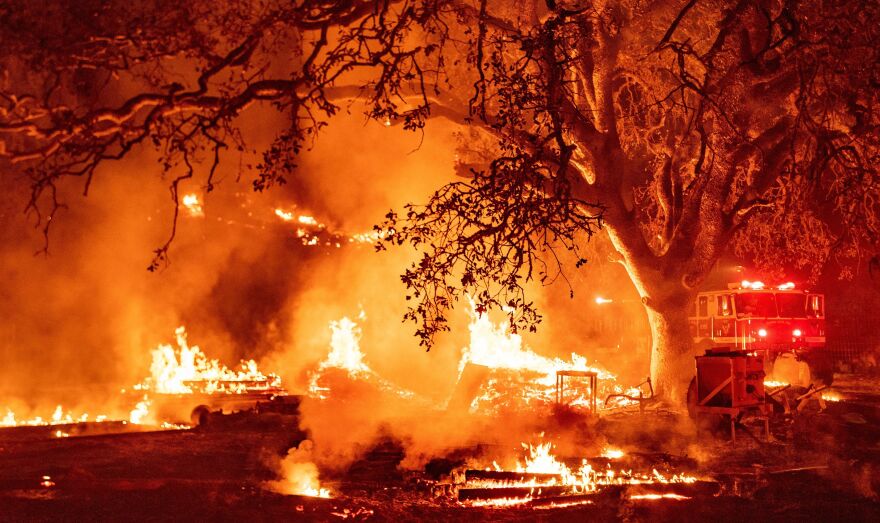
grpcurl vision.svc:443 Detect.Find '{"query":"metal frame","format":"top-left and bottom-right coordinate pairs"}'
top-left (555, 370), bottom-right (598, 413)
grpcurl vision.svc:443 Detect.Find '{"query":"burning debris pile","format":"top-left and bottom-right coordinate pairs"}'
top-left (134, 326), bottom-right (282, 395)
top-left (456, 300), bottom-right (643, 414)
top-left (2, 326), bottom-right (284, 433)
top-left (450, 442), bottom-right (713, 508)
top-left (306, 312), bottom-right (417, 402)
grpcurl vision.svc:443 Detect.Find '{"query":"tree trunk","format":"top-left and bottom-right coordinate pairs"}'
top-left (643, 300), bottom-right (695, 405)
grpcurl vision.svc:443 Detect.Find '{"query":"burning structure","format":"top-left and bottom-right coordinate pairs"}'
top-left (1, 0), bottom-right (880, 520)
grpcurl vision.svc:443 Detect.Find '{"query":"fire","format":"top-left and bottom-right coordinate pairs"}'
top-left (1, 406), bottom-right (100, 427)
top-left (308, 312), bottom-right (416, 401)
top-left (323, 315), bottom-right (370, 376)
top-left (821, 391), bottom-right (843, 402)
top-left (182, 193), bottom-right (204, 217)
top-left (462, 441), bottom-right (699, 508)
top-left (460, 299), bottom-right (638, 413)
top-left (3, 327), bottom-right (276, 434)
top-left (764, 380), bottom-right (789, 388)
top-left (601, 447), bottom-right (625, 459)
top-left (461, 300), bottom-right (614, 380)
top-left (517, 442), bottom-right (576, 478)
top-left (269, 440), bottom-right (331, 498)
top-left (630, 493), bottom-right (691, 500)
top-left (129, 396), bottom-right (151, 424)
top-left (137, 326), bottom-right (281, 394)
top-left (275, 461), bottom-right (330, 498)
top-left (274, 206), bottom-right (387, 247)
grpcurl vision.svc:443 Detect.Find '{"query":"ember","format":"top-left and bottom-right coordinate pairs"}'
top-left (181, 194), bottom-right (204, 217)
top-left (1, 406), bottom-right (106, 428)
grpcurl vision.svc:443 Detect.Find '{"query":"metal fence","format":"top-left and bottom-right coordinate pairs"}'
top-left (825, 339), bottom-right (879, 370)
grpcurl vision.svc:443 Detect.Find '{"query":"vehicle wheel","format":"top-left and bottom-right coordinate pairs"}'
top-left (686, 377), bottom-right (698, 419)
top-left (190, 404), bottom-right (211, 427)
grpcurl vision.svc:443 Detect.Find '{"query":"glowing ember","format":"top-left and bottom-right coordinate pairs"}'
top-left (630, 493), bottom-right (691, 500)
top-left (274, 206), bottom-right (388, 247)
top-left (462, 441), bottom-right (699, 508)
top-left (764, 380), bottom-right (789, 388)
top-left (601, 447), bottom-right (625, 459)
top-left (1, 406), bottom-right (100, 428)
top-left (40, 476), bottom-right (55, 488)
top-left (275, 209), bottom-right (295, 221)
top-left (182, 193), bottom-right (204, 217)
top-left (468, 497), bottom-right (532, 507)
top-left (137, 326), bottom-right (281, 394)
top-left (821, 391), bottom-right (843, 402)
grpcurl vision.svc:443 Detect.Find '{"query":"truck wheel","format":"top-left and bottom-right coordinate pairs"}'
top-left (686, 377), bottom-right (698, 419)
top-left (190, 405), bottom-right (211, 427)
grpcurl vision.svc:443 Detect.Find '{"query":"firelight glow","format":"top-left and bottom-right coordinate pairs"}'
top-left (181, 193), bottom-right (204, 217)
top-left (595, 297), bottom-right (613, 304)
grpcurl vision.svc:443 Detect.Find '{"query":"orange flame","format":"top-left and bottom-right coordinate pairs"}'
top-left (137, 326), bottom-right (281, 394)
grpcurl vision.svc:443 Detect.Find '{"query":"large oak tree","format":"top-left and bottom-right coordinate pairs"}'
top-left (2, 0), bottom-right (878, 400)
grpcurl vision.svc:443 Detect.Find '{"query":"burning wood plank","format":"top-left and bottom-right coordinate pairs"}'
top-left (459, 480), bottom-right (720, 503)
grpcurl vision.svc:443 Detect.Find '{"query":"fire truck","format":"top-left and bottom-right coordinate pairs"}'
top-left (687, 280), bottom-right (830, 384)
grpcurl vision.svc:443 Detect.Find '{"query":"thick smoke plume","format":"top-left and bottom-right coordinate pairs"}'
top-left (1, 105), bottom-right (650, 470)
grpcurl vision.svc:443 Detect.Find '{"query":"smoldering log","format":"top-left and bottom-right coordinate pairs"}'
top-left (464, 469), bottom-right (565, 484)
top-left (625, 481), bottom-right (721, 498)
top-left (458, 480), bottom-right (720, 502)
top-left (458, 485), bottom-right (573, 501)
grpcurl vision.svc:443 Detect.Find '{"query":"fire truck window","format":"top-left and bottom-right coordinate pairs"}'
top-left (776, 293), bottom-right (807, 318)
top-left (809, 295), bottom-right (825, 317)
top-left (698, 296), bottom-right (708, 317)
top-left (717, 295), bottom-right (732, 317)
top-left (734, 293), bottom-right (777, 317)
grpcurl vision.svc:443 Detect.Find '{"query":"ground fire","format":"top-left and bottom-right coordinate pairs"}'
top-left (2, 0), bottom-right (880, 520)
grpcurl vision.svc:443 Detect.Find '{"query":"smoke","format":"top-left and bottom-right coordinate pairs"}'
top-left (266, 439), bottom-right (330, 498)
top-left (1, 92), bottom-right (653, 476)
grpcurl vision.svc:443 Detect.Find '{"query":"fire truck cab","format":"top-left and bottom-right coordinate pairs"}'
top-left (689, 280), bottom-right (825, 352)
top-left (688, 280), bottom-right (829, 383)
